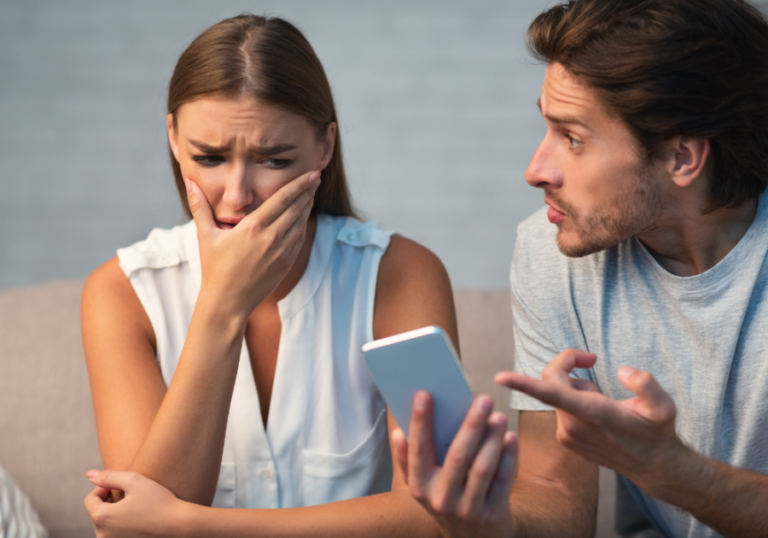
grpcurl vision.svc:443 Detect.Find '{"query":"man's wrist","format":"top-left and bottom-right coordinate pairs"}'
top-left (635, 439), bottom-right (714, 510)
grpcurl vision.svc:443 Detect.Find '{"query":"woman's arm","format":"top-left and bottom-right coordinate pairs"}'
top-left (85, 234), bottom-right (457, 537)
top-left (84, 172), bottom-right (319, 506)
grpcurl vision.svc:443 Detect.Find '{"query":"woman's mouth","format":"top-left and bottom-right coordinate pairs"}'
top-left (215, 215), bottom-right (244, 229)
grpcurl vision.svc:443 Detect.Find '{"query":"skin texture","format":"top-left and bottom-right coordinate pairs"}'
top-left (527, 63), bottom-right (666, 258)
top-left (394, 61), bottom-right (765, 538)
top-left (82, 96), bottom-right (459, 537)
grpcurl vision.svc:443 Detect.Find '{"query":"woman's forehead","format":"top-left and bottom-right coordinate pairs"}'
top-left (176, 96), bottom-right (315, 144)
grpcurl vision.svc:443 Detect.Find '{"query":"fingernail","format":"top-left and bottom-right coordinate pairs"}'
top-left (619, 366), bottom-right (637, 378)
top-left (309, 171), bottom-right (321, 185)
top-left (477, 395), bottom-right (493, 413)
top-left (492, 412), bottom-right (507, 426)
top-left (413, 392), bottom-right (428, 411)
top-left (85, 470), bottom-right (99, 479)
top-left (183, 178), bottom-right (191, 193)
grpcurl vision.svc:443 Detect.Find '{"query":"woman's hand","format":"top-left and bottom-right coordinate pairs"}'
top-left (186, 170), bottom-right (320, 321)
top-left (84, 470), bottom-right (193, 538)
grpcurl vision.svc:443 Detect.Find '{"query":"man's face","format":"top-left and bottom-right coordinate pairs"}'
top-left (526, 63), bottom-right (665, 257)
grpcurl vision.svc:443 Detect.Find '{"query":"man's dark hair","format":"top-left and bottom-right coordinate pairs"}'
top-left (528, 0), bottom-right (768, 211)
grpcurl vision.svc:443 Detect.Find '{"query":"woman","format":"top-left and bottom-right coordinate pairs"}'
top-left (81, 13), bottom-right (512, 537)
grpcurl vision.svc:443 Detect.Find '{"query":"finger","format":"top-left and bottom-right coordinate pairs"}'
top-left (437, 395), bottom-right (494, 497)
top-left (84, 486), bottom-right (111, 515)
top-left (618, 367), bottom-right (676, 422)
top-left (184, 178), bottom-right (215, 234)
top-left (572, 378), bottom-right (601, 393)
top-left (486, 431), bottom-right (519, 507)
top-left (542, 349), bottom-right (597, 386)
top-left (249, 170), bottom-right (320, 229)
top-left (461, 411), bottom-right (508, 513)
top-left (499, 373), bottom-right (601, 418)
top-left (87, 469), bottom-right (136, 492)
top-left (407, 391), bottom-right (436, 498)
top-left (279, 189), bottom-right (315, 248)
top-left (391, 428), bottom-right (409, 485)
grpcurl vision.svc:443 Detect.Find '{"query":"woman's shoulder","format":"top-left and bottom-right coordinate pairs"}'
top-left (374, 234), bottom-right (457, 342)
top-left (116, 220), bottom-right (196, 277)
top-left (82, 256), bottom-right (156, 350)
top-left (320, 214), bottom-right (393, 252)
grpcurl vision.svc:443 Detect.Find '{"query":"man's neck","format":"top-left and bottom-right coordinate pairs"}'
top-left (637, 197), bottom-right (758, 277)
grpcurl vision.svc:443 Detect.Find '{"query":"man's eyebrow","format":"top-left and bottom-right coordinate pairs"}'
top-left (536, 97), bottom-right (589, 128)
top-left (536, 97), bottom-right (589, 129)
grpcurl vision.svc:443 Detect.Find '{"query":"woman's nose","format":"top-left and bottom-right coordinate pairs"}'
top-left (221, 161), bottom-right (255, 210)
top-left (525, 135), bottom-right (562, 190)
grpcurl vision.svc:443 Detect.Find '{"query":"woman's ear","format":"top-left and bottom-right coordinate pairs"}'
top-left (666, 136), bottom-right (710, 189)
top-left (167, 113), bottom-right (180, 162)
top-left (318, 122), bottom-right (337, 171)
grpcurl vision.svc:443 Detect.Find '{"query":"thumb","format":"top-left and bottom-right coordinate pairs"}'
top-left (86, 469), bottom-right (137, 493)
top-left (184, 178), bottom-right (215, 234)
top-left (618, 367), bottom-right (676, 422)
top-left (390, 428), bottom-right (409, 485)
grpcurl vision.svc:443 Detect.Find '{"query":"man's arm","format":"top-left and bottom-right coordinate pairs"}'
top-left (511, 411), bottom-right (597, 538)
top-left (498, 349), bottom-right (768, 538)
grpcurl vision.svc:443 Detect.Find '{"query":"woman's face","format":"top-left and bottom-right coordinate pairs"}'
top-left (167, 96), bottom-right (336, 228)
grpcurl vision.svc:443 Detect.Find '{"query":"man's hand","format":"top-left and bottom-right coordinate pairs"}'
top-left (84, 470), bottom-right (192, 538)
top-left (495, 349), bottom-right (685, 495)
top-left (391, 391), bottom-right (518, 538)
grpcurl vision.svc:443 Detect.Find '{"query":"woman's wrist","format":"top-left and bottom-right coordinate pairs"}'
top-left (193, 288), bottom-right (251, 340)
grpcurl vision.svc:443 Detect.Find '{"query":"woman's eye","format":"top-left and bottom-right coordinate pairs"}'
top-left (261, 159), bottom-right (292, 169)
top-left (565, 134), bottom-right (583, 148)
top-left (191, 155), bottom-right (225, 166)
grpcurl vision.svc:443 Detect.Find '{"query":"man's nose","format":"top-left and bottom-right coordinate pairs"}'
top-left (525, 137), bottom-right (561, 190)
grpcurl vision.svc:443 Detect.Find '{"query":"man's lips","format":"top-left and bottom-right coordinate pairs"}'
top-left (545, 199), bottom-right (565, 224)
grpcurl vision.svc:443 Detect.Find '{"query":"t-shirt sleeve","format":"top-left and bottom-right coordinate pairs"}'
top-left (507, 220), bottom-right (592, 412)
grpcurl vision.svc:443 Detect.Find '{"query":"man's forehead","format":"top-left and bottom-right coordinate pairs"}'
top-left (540, 63), bottom-right (598, 115)
top-left (539, 63), bottom-right (623, 131)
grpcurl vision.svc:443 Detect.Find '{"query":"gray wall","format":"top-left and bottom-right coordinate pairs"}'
top-left (0, 0), bottom-right (552, 291)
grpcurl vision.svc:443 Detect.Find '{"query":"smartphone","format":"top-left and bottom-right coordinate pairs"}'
top-left (362, 326), bottom-right (474, 465)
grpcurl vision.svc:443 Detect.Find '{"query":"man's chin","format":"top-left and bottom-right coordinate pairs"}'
top-left (555, 230), bottom-right (615, 258)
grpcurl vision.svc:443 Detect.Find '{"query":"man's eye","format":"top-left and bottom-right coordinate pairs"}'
top-left (566, 134), bottom-right (583, 148)
top-left (191, 155), bottom-right (224, 166)
top-left (262, 159), bottom-right (292, 169)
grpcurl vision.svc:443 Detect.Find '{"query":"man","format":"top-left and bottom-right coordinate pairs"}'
top-left (392, 0), bottom-right (768, 536)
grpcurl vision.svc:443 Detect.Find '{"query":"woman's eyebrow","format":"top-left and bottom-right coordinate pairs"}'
top-left (187, 139), bottom-right (297, 156)
top-left (248, 144), bottom-right (297, 156)
top-left (188, 139), bottom-right (232, 153)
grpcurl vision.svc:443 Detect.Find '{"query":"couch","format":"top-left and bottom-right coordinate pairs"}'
top-left (0, 280), bottom-right (618, 537)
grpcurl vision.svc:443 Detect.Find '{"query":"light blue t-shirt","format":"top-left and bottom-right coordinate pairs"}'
top-left (509, 191), bottom-right (768, 538)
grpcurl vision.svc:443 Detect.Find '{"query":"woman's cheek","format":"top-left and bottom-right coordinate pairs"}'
top-left (258, 169), bottom-right (299, 201)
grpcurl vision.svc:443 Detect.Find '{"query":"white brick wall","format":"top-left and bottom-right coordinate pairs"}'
top-left (0, 0), bottom-right (553, 289)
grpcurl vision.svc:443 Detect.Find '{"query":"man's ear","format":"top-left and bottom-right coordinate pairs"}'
top-left (167, 113), bottom-right (180, 162)
top-left (318, 122), bottom-right (337, 171)
top-left (666, 136), bottom-right (710, 188)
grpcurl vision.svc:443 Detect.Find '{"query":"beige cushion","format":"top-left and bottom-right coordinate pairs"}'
top-left (0, 280), bottom-right (99, 538)
top-left (0, 281), bottom-right (618, 538)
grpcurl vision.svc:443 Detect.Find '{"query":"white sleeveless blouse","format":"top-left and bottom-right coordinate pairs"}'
top-left (116, 214), bottom-right (394, 508)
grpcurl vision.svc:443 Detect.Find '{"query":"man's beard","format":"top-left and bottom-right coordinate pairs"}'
top-left (551, 165), bottom-right (663, 258)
